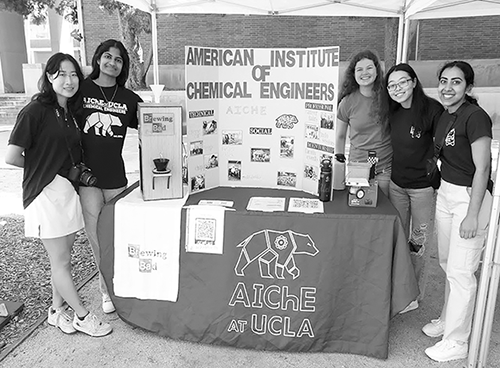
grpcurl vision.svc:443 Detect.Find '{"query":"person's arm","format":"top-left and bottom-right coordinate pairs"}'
top-left (460, 136), bottom-right (491, 239)
top-left (5, 144), bottom-right (25, 168)
top-left (335, 118), bottom-right (349, 157)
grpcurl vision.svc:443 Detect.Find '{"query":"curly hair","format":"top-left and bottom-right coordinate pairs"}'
top-left (338, 50), bottom-right (387, 124)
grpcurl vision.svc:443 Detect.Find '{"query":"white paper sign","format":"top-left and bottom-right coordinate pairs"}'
top-left (246, 197), bottom-right (286, 212)
top-left (185, 206), bottom-right (226, 254)
top-left (288, 197), bottom-right (324, 214)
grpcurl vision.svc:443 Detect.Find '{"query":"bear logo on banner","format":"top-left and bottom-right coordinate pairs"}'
top-left (234, 230), bottom-right (319, 279)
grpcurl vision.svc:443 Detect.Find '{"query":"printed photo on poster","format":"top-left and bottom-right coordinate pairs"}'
top-left (204, 154), bottom-right (219, 169)
top-left (305, 124), bottom-right (319, 140)
top-left (320, 113), bottom-right (335, 130)
top-left (280, 136), bottom-right (295, 159)
top-left (304, 164), bottom-right (318, 181)
top-left (228, 160), bottom-right (242, 181)
top-left (191, 174), bottom-right (206, 191)
top-left (277, 171), bottom-right (297, 187)
top-left (250, 148), bottom-right (271, 163)
top-left (222, 130), bottom-right (243, 145)
top-left (190, 140), bottom-right (203, 156)
top-left (203, 119), bottom-right (218, 135)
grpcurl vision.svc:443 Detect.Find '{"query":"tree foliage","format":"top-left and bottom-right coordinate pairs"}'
top-left (98, 0), bottom-right (152, 90)
top-left (0, 0), bottom-right (76, 24)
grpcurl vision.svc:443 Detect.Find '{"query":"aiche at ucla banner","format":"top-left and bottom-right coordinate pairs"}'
top-left (185, 46), bottom-right (340, 194)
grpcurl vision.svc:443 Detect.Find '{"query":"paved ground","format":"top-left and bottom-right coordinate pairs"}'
top-left (1, 124), bottom-right (500, 368)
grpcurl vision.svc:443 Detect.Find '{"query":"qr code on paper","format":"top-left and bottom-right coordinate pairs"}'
top-left (292, 198), bottom-right (320, 209)
top-left (194, 217), bottom-right (216, 245)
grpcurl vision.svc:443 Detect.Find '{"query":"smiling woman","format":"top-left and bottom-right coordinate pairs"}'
top-left (423, 61), bottom-right (494, 363)
top-left (384, 63), bottom-right (443, 315)
top-left (4, 52), bottom-right (112, 338)
top-left (78, 39), bottom-right (143, 317)
top-left (335, 49), bottom-right (392, 196)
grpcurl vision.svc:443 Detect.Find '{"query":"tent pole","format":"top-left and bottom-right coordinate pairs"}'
top-left (478, 237), bottom-right (500, 366)
top-left (401, 18), bottom-right (410, 63)
top-left (468, 148), bottom-right (500, 368)
top-left (396, 15), bottom-right (404, 64)
top-left (151, 2), bottom-right (160, 85)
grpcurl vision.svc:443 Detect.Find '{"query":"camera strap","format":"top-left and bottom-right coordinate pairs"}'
top-left (54, 108), bottom-right (83, 166)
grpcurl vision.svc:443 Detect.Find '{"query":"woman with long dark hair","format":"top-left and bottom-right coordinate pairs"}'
top-left (79, 39), bottom-right (142, 314)
top-left (5, 53), bottom-right (112, 337)
top-left (422, 61), bottom-right (493, 362)
top-left (335, 50), bottom-right (392, 196)
top-left (385, 63), bottom-right (443, 313)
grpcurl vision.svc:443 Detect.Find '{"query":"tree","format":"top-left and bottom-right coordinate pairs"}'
top-left (0, 0), bottom-right (76, 24)
top-left (98, 0), bottom-right (152, 90)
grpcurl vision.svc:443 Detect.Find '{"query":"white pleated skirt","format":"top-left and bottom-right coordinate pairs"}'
top-left (24, 174), bottom-right (84, 239)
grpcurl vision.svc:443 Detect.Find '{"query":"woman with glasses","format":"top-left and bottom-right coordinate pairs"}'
top-left (384, 63), bottom-right (443, 314)
top-left (335, 50), bottom-right (392, 195)
top-left (422, 61), bottom-right (493, 362)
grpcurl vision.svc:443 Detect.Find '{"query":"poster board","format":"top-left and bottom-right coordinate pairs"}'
top-left (185, 46), bottom-right (340, 194)
top-left (139, 104), bottom-right (183, 200)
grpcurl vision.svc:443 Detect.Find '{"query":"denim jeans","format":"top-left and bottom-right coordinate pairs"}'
top-left (389, 180), bottom-right (435, 300)
top-left (375, 169), bottom-right (391, 198)
top-left (435, 180), bottom-right (486, 343)
top-left (80, 185), bottom-right (126, 296)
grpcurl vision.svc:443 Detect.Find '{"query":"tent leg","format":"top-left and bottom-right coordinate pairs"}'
top-left (401, 19), bottom-right (410, 63)
top-left (396, 15), bottom-right (404, 64)
top-left (151, 8), bottom-right (159, 85)
top-left (468, 148), bottom-right (500, 368)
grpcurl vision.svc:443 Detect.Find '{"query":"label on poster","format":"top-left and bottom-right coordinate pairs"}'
top-left (142, 112), bottom-right (175, 136)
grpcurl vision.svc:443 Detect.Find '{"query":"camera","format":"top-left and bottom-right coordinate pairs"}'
top-left (68, 163), bottom-right (97, 186)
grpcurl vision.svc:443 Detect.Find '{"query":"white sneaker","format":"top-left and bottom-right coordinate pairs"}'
top-left (425, 339), bottom-right (468, 362)
top-left (72, 312), bottom-right (113, 337)
top-left (399, 299), bottom-right (419, 314)
top-left (47, 306), bottom-right (77, 334)
top-left (422, 318), bottom-right (445, 337)
top-left (102, 294), bottom-right (116, 314)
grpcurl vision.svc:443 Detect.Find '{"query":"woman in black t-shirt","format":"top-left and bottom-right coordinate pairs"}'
top-left (78, 39), bottom-right (142, 315)
top-left (6, 53), bottom-right (112, 337)
top-left (384, 63), bottom-right (443, 314)
top-left (422, 61), bottom-right (492, 363)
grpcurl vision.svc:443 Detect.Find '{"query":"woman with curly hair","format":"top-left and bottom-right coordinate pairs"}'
top-left (335, 50), bottom-right (392, 195)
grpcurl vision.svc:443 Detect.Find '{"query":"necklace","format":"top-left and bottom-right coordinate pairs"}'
top-left (98, 84), bottom-right (118, 103)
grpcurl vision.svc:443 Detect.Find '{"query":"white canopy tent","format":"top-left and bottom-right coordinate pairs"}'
top-left (115, 1), bottom-right (500, 367)
top-left (117, 0), bottom-right (500, 84)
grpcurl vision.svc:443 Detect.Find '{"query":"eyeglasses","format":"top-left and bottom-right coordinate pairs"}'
top-left (387, 78), bottom-right (413, 92)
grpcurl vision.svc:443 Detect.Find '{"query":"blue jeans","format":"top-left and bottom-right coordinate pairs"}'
top-left (80, 186), bottom-right (126, 296)
top-left (389, 180), bottom-right (435, 300)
